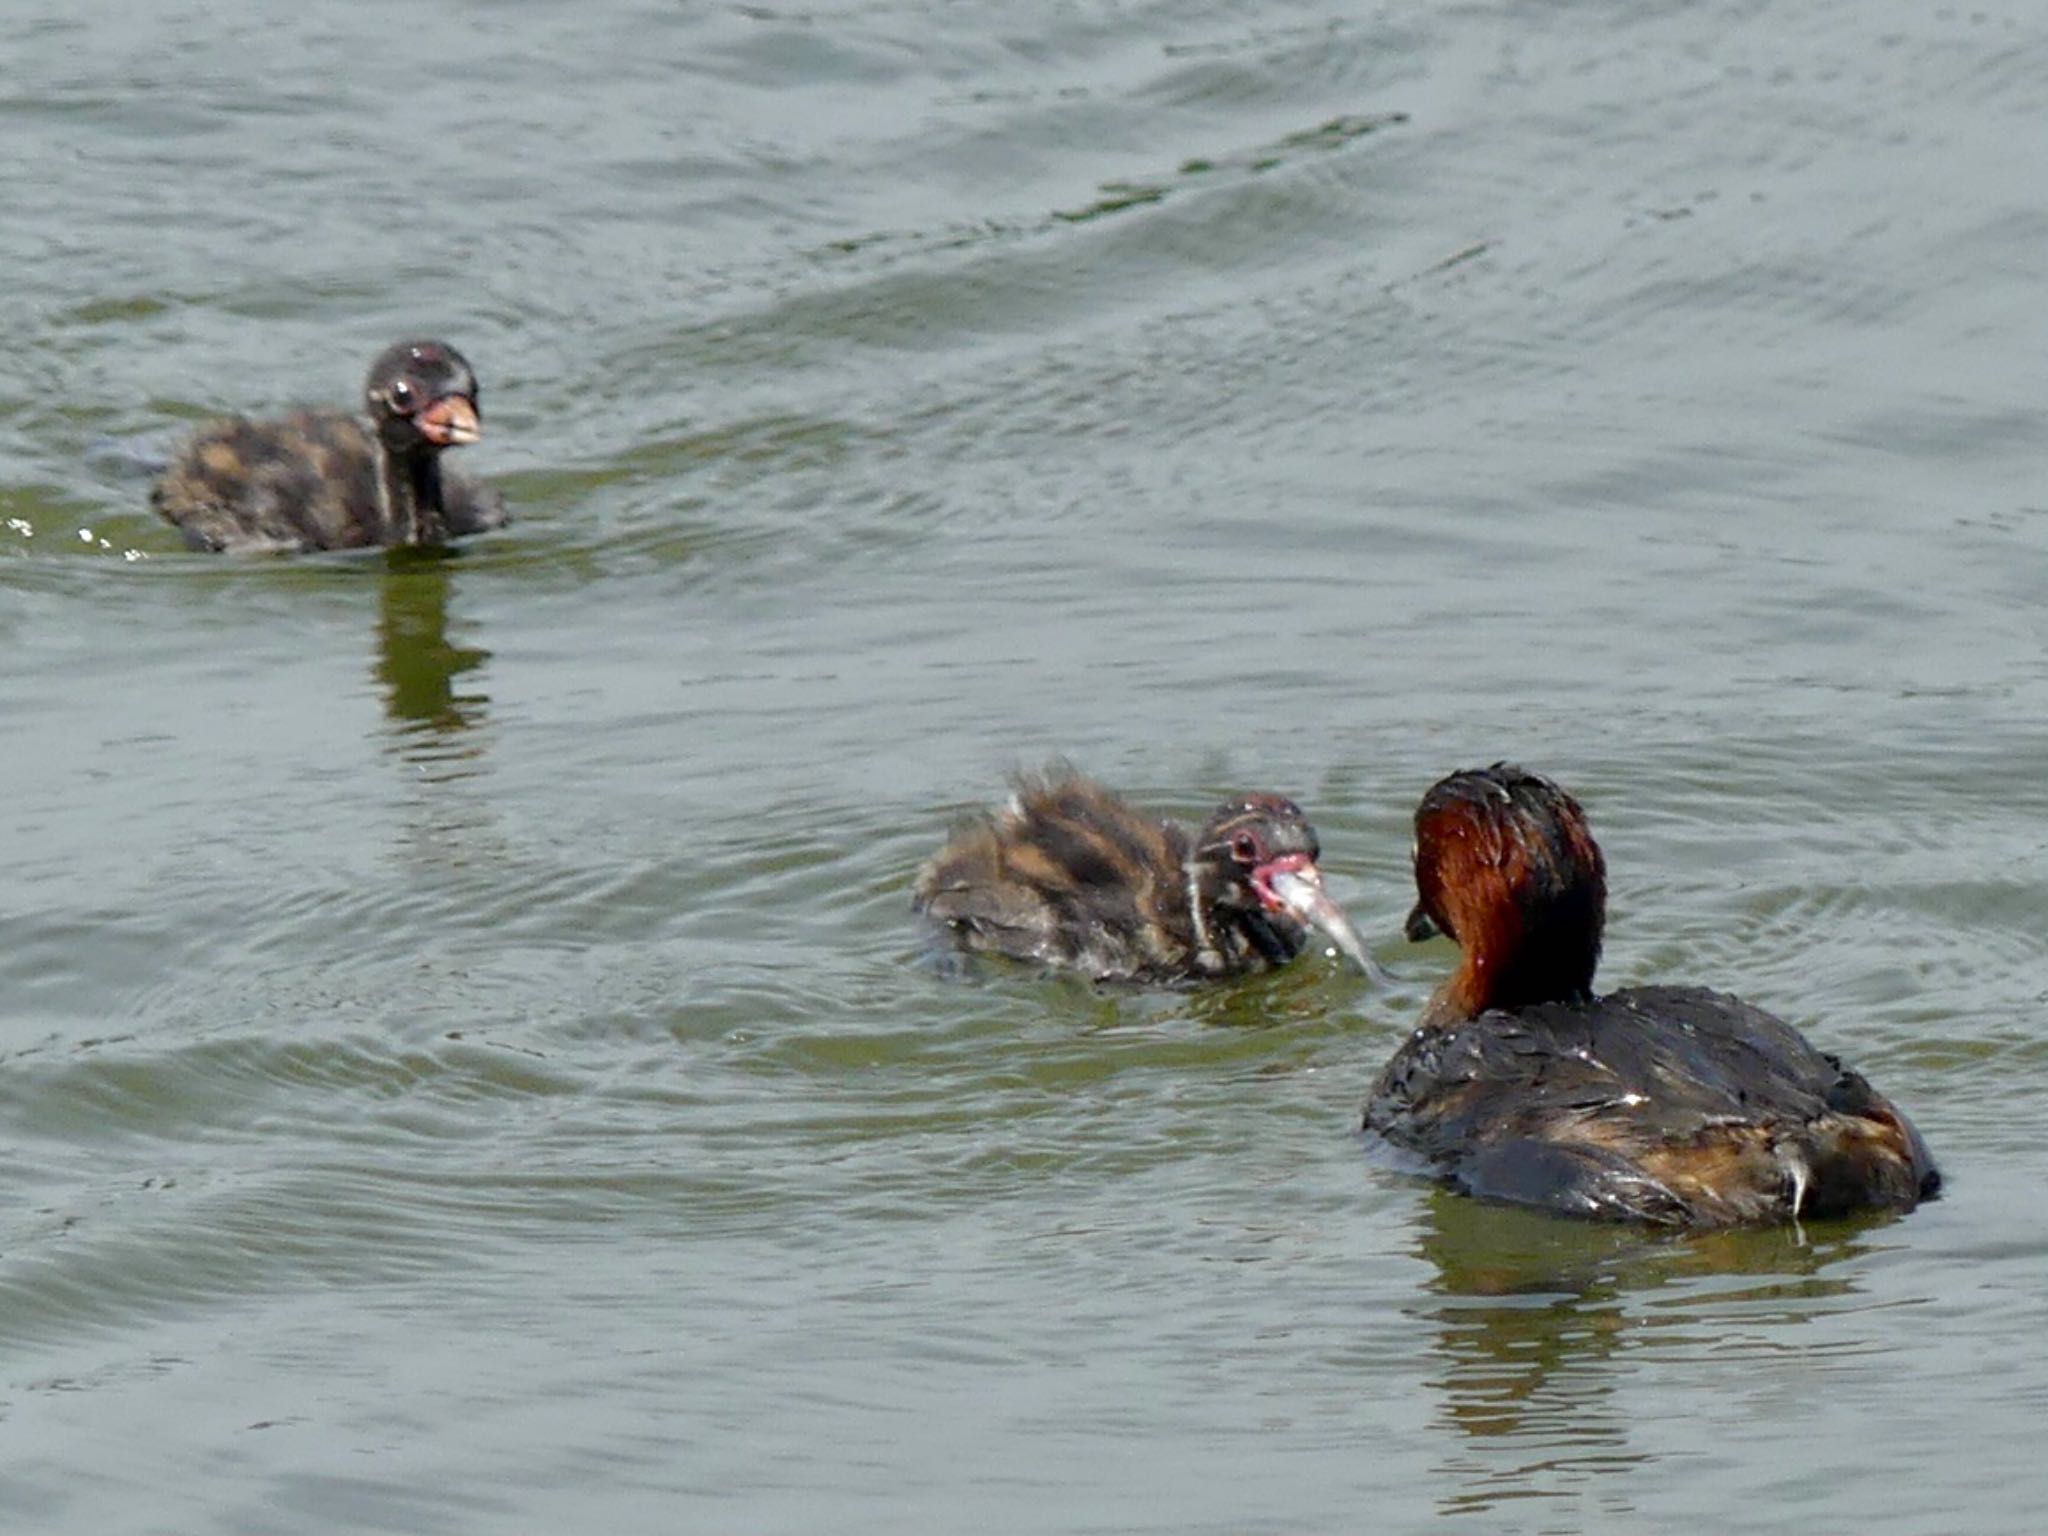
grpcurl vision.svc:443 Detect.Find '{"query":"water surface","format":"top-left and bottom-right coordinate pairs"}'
top-left (3, 1), bottom-right (2046, 1531)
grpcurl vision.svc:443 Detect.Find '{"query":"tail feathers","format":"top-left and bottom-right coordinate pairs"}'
top-left (1797, 1106), bottom-right (1939, 1216)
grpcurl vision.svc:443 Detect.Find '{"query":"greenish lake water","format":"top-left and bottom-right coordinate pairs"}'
top-left (3, 1), bottom-right (2046, 1530)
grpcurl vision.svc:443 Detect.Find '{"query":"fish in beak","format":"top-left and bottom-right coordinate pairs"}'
top-left (1252, 852), bottom-right (1387, 982)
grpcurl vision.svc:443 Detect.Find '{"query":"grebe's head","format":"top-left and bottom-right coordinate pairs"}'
top-left (1406, 764), bottom-right (1604, 1017)
top-left (364, 339), bottom-right (483, 456)
top-left (1191, 792), bottom-right (1377, 977)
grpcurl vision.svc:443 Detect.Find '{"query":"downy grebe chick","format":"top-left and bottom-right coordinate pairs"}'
top-left (915, 766), bottom-right (1379, 984)
top-left (1363, 764), bottom-right (1938, 1226)
top-left (152, 339), bottom-right (507, 553)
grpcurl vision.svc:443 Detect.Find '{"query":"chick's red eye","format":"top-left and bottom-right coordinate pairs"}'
top-left (1231, 833), bottom-right (1259, 863)
top-left (388, 378), bottom-right (415, 408)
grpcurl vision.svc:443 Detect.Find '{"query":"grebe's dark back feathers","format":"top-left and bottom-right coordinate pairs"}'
top-left (1367, 984), bottom-right (1938, 1225)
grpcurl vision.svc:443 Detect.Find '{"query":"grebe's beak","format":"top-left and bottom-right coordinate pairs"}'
top-left (1253, 854), bottom-right (1385, 982)
top-left (416, 394), bottom-right (482, 447)
top-left (1403, 901), bottom-right (1440, 942)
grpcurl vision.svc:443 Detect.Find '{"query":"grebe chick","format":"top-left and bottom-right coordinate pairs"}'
top-left (915, 766), bottom-right (1379, 984)
top-left (1363, 764), bottom-right (1938, 1226)
top-left (152, 339), bottom-right (507, 553)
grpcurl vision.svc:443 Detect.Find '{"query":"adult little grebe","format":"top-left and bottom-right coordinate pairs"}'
top-left (1363, 764), bottom-right (1938, 1226)
top-left (915, 766), bottom-right (1378, 984)
top-left (152, 339), bottom-right (507, 553)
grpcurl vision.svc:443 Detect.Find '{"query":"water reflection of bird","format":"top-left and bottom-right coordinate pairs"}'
top-left (1410, 1186), bottom-right (1867, 1515)
top-left (374, 556), bottom-right (490, 744)
top-left (153, 340), bottom-right (506, 553)
top-left (1366, 765), bottom-right (1939, 1226)
top-left (914, 766), bottom-right (1377, 983)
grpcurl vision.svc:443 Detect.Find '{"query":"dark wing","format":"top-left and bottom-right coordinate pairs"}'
top-left (913, 771), bottom-right (1191, 979)
top-left (151, 412), bottom-right (380, 552)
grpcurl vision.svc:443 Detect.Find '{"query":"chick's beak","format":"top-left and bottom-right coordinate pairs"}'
top-left (416, 394), bottom-right (482, 447)
top-left (1253, 853), bottom-right (1385, 982)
